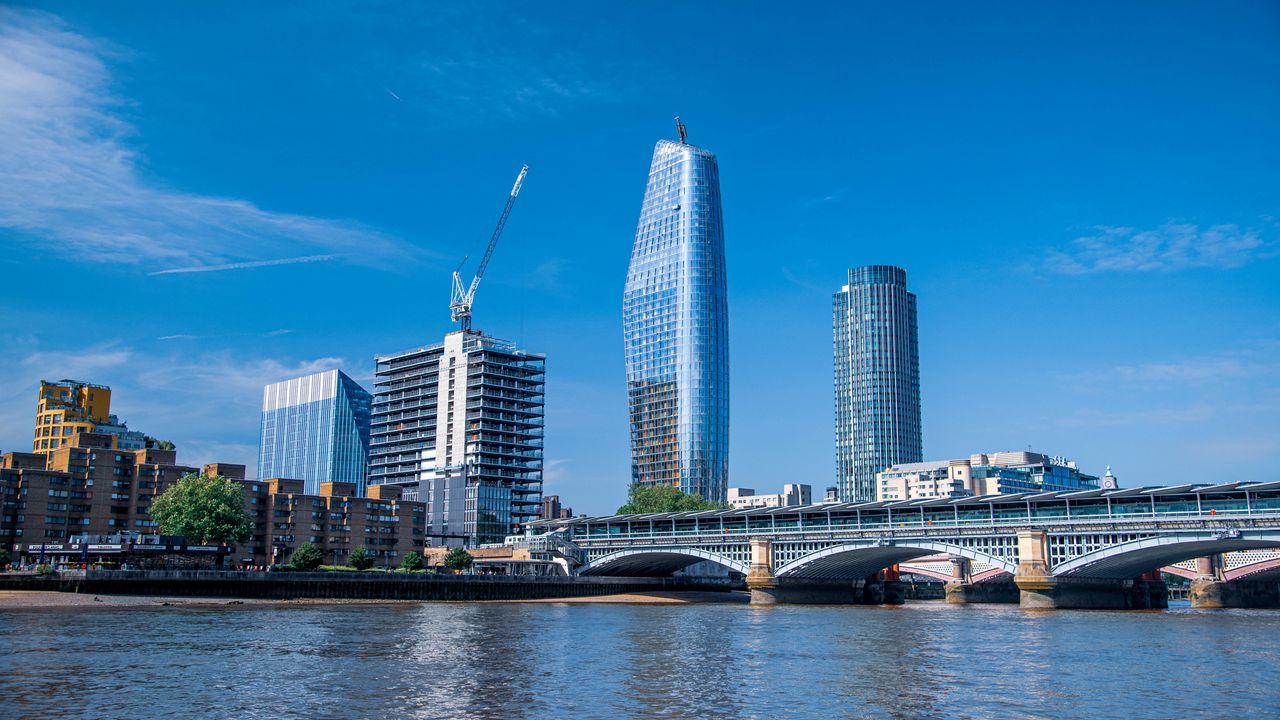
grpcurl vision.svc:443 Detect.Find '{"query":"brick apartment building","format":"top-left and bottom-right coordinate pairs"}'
top-left (2, 432), bottom-right (426, 568)
top-left (241, 478), bottom-right (425, 568)
top-left (2, 432), bottom-right (202, 547)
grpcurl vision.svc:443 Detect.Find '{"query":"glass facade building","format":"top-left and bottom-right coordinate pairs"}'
top-left (623, 138), bottom-right (729, 503)
top-left (369, 332), bottom-right (544, 545)
top-left (258, 369), bottom-right (372, 496)
top-left (833, 265), bottom-right (922, 502)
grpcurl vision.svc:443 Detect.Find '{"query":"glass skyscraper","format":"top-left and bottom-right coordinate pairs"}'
top-left (833, 265), bottom-right (922, 502)
top-left (623, 136), bottom-right (729, 502)
top-left (258, 369), bottom-right (372, 496)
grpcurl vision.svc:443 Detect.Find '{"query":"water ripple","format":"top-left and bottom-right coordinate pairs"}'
top-left (1, 602), bottom-right (1278, 719)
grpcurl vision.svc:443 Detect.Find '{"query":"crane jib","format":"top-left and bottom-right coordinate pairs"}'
top-left (449, 165), bottom-right (529, 332)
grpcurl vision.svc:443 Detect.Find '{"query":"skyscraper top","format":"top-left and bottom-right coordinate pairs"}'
top-left (652, 137), bottom-right (716, 160)
top-left (845, 265), bottom-right (908, 288)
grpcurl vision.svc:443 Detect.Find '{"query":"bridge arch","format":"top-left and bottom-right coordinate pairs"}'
top-left (899, 565), bottom-right (1011, 583)
top-left (578, 547), bottom-right (749, 577)
top-left (1052, 531), bottom-right (1280, 579)
top-left (1230, 557), bottom-right (1280, 581)
top-left (896, 565), bottom-right (953, 583)
top-left (775, 540), bottom-right (1018, 581)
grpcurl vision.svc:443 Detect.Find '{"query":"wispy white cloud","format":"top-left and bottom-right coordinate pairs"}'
top-left (148, 255), bottom-right (337, 276)
top-left (157, 329), bottom-right (294, 342)
top-left (1046, 223), bottom-right (1273, 274)
top-left (0, 9), bottom-right (409, 271)
top-left (20, 343), bottom-right (132, 377)
top-left (1055, 404), bottom-right (1217, 428)
top-left (416, 50), bottom-right (604, 120)
top-left (1054, 345), bottom-right (1280, 435)
top-left (543, 458), bottom-right (571, 487)
top-left (1109, 358), bottom-right (1264, 383)
top-left (1062, 345), bottom-right (1278, 391)
top-left (780, 267), bottom-right (829, 294)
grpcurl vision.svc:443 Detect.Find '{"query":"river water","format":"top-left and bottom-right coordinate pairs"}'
top-left (2, 599), bottom-right (1278, 719)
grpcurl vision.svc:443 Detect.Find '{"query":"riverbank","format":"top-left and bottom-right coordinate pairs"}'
top-left (0, 588), bottom-right (750, 609)
top-left (0, 569), bottom-right (737, 602)
top-left (0, 590), bottom-right (421, 609)
top-left (515, 590), bottom-right (750, 604)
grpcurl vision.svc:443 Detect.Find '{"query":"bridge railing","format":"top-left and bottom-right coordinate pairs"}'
top-left (564, 508), bottom-right (1280, 545)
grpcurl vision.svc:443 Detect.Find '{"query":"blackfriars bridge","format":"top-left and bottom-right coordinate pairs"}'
top-left (526, 481), bottom-right (1280, 608)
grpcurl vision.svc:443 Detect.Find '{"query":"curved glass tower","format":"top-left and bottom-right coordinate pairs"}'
top-left (623, 137), bottom-right (729, 502)
top-left (833, 265), bottom-right (922, 502)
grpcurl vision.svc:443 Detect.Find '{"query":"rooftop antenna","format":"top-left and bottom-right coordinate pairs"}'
top-left (675, 116), bottom-right (687, 144)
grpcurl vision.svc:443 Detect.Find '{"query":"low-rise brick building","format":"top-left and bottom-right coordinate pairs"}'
top-left (2, 433), bottom-right (206, 546)
top-left (240, 478), bottom-right (426, 568)
top-left (2, 433), bottom-right (426, 568)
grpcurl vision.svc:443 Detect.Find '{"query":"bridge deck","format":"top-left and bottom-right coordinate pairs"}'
top-left (531, 482), bottom-right (1280, 542)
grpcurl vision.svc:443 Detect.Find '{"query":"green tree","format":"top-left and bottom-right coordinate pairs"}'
top-left (444, 547), bottom-right (473, 572)
top-left (616, 484), bottom-right (729, 514)
top-left (150, 473), bottom-right (252, 545)
top-left (0, 547), bottom-right (10, 569)
top-left (348, 546), bottom-right (376, 570)
top-left (289, 542), bottom-right (323, 570)
top-left (400, 551), bottom-right (423, 572)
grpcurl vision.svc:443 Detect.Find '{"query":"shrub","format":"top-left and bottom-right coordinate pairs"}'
top-left (400, 551), bottom-right (423, 572)
top-left (289, 542), bottom-right (323, 571)
top-left (348, 546), bottom-right (376, 570)
top-left (444, 547), bottom-right (473, 572)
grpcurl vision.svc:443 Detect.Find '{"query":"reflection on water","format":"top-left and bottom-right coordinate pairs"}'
top-left (2, 601), bottom-right (1279, 720)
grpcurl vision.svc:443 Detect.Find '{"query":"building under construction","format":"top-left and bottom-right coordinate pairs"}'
top-left (368, 334), bottom-right (544, 546)
top-left (367, 165), bottom-right (544, 546)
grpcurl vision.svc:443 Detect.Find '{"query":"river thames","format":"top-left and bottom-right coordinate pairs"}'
top-left (2, 599), bottom-right (1278, 719)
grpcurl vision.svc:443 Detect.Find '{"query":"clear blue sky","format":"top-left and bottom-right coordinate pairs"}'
top-left (1, 2), bottom-right (1277, 514)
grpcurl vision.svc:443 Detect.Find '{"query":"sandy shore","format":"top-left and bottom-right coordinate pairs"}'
top-left (0, 591), bottom-right (419, 609)
top-left (513, 590), bottom-right (749, 604)
top-left (0, 589), bottom-right (748, 609)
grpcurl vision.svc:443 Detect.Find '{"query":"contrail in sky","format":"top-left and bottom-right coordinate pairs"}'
top-left (385, 88), bottom-right (401, 101)
top-left (149, 254), bottom-right (337, 276)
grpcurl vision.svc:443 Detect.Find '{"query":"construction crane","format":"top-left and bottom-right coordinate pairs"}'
top-left (449, 165), bottom-right (528, 333)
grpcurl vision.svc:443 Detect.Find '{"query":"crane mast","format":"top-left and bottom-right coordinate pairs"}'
top-left (450, 165), bottom-right (528, 333)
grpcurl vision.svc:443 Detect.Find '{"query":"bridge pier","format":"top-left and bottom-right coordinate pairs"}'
top-left (746, 539), bottom-right (906, 605)
top-left (1014, 531), bottom-right (1169, 609)
top-left (750, 577), bottom-right (909, 605)
top-left (946, 582), bottom-right (1020, 604)
top-left (1141, 571), bottom-right (1172, 604)
top-left (746, 538), bottom-right (781, 604)
top-left (1190, 579), bottom-right (1280, 608)
top-left (1189, 554), bottom-right (1280, 608)
top-left (944, 556), bottom-right (1018, 604)
top-left (1019, 577), bottom-right (1155, 609)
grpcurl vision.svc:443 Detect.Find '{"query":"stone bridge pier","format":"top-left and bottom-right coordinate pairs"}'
top-left (1189, 554), bottom-right (1280, 608)
top-left (1014, 530), bottom-right (1167, 610)
top-left (745, 538), bottom-right (906, 606)
top-left (943, 557), bottom-right (1018, 605)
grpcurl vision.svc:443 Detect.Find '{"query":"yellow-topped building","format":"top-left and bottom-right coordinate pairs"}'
top-left (33, 379), bottom-right (112, 456)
